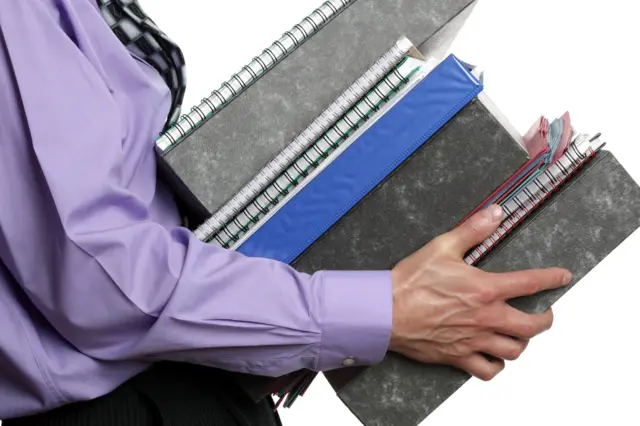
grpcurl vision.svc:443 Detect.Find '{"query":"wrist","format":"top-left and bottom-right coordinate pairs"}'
top-left (389, 266), bottom-right (408, 354)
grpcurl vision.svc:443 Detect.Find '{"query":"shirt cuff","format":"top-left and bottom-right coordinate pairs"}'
top-left (314, 270), bottom-right (393, 372)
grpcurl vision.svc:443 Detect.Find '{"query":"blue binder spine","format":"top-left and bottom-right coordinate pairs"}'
top-left (238, 54), bottom-right (483, 264)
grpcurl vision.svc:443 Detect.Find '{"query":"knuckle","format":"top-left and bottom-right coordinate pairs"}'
top-left (519, 273), bottom-right (541, 295)
top-left (465, 314), bottom-right (481, 328)
top-left (477, 372), bottom-right (492, 382)
top-left (484, 371), bottom-right (498, 381)
top-left (480, 365), bottom-right (502, 382)
top-left (512, 272), bottom-right (545, 296)
top-left (526, 311), bottom-right (554, 337)
top-left (547, 309), bottom-right (555, 325)
top-left (534, 269), bottom-right (565, 292)
top-left (463, 220), bottom-right (483, 237)
top-left (506, 351), bottom-right (520, 361)
top-left (429, 235), bottom-right (452, 253)
top-left (523, 321), bottom-right (539, 338)
top-left (475, 286), bottom-right (496, 304)
top-left (507, 344), bottom-right (524, 361)
top-left (432, 233), bottom-right (451, 247)
top-left (553, 269), bottom-right (569, 286)
top-left (452, 342), bottom-right (474, 358)
top-left (473, 308), bottom-right (493, 327)
top-left (528, 278), bottom-right (542, 295)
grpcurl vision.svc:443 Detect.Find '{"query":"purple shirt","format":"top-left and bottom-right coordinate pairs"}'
top-left (0, 0), bottom-right (392, 418)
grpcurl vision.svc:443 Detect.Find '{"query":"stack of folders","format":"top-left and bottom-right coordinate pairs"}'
top-left (154, 2), bottom-right (640, 425)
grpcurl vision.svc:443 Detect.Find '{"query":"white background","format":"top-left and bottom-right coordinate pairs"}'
top-left (141, 1), bottom-right (640, 425)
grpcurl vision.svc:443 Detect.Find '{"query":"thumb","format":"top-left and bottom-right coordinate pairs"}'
top-left (444, 205), bottom-right (504, 257)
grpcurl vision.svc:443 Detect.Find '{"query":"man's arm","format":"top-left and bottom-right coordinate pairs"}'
top-left (0, 0), bottom-right (392, 378)
top-left (0, 0), bottom-right (571, 384)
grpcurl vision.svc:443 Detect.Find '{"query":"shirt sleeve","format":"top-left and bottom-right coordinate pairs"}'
top-left (0, 0), bottom-right (392, 378)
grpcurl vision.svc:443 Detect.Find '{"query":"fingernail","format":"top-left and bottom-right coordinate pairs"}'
top-left (563, 271), bottom-right (573, 285)
top-left (484, 205), bottom-right (503, 223)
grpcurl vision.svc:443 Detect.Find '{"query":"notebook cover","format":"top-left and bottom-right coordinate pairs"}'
top-left (328, 150), bottom-right (640, 426)
top-left (232, 94), bottom-right (531, 402)
top-left (290, 95), bottom-right (530, 385)
top-left (160, 0), bottom-right (477, 220)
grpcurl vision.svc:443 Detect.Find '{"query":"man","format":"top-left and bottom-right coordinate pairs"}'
top-left (0, 0), bottom-right (571, 425)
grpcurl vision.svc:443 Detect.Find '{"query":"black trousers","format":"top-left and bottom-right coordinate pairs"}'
top-left (5, 363), bottom-right (281, 426)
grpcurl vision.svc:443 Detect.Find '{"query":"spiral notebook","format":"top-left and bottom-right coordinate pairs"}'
top-left (155, 0), bottom-right (357, 154)
top-left (195, 41), bottom-right (429, 246)
top-left (152, 1), bottom-right (640, 425)
top-left (157, 0), bottom-right (480, 225)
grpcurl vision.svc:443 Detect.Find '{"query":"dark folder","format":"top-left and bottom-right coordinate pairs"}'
top-left (320, 149), bottom-right (640, 426)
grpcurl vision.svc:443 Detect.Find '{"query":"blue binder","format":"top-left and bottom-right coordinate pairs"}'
top-left (238, 55), bottom-right (483, 264)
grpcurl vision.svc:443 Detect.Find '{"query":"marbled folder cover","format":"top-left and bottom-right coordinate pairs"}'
top-left (290, 95), bottom-right (529, 402)
top-left (230, 95), bottom-right (530, 403)
top-left (320, 151), bottom-right (640, 426)
top-left (292, 97), bottom-right (529, 273)
top-left (161, 0), bottom-right (476, 218)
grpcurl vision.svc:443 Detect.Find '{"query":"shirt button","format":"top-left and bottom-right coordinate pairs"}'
top-left (342, 358), bottom-right (356, 367)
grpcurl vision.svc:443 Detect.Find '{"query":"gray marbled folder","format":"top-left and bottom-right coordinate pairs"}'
top-left (152, 0), bottom-right (640, 424)
top-left (316, 150), bottom-right (640, 426)
top-left (160, 0), bottom-right (477, 220)
top-left (229, 94), bottom-right (534, 407)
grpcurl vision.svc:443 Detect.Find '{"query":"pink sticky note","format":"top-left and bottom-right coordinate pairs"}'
top-left (523, 116), bottom-right (549, 157)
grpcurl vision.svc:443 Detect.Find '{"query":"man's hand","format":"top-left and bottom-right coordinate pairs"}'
top-left (389, 205), bottom-right (572, 381)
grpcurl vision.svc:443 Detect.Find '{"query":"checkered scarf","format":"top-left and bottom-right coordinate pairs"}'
top-left (97, 0), bottom-right (186, 130)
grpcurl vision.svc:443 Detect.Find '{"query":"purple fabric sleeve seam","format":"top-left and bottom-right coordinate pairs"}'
top-left (313, 282), bottom-right (328, 372)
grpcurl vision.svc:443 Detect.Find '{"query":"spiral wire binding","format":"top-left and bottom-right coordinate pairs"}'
top-left (194, 36), bottom-right (415, 241)
top-left (206, 57), bottom-right (423, 248)
top-left (465, 132), bottom-right (605, 265)
top-left (155, 0), bottom-right (355, 153)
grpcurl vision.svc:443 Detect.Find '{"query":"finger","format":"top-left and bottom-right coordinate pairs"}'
top-left (455, 353), bottom-right (505, 381)
top-left (472, 334), bottom-right (529, 361)
top-left (487, 267), bottom-right (573, 301)
top-left (490, 306), bottom-right (554, 339)
top-left (441, 205), bottom-right (504, 257)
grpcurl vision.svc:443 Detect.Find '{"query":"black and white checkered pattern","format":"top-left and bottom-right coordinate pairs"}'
top-left (98, 0), bottom-right (186, 129)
